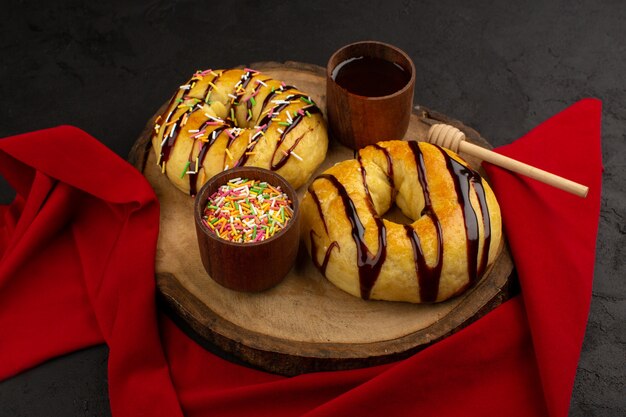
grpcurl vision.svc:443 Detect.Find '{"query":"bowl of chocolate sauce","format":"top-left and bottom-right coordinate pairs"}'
top-left (326, 41), bottom-right (416, 149)
top-left (331, 55), bottom-right (411, 97)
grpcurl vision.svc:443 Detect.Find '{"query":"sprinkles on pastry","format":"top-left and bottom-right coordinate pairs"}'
top-left (150, 68), bottom-right (328, 195)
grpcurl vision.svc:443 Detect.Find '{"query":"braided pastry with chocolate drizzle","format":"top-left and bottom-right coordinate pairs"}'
top-left (151, 68), bottom-right (328, 195)
top-left (301, 140), bottom-right (502, 303)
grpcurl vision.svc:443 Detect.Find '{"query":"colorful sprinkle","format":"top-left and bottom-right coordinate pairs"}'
top-left (201, 178), bottom-right (294, 243)
top-left (180, 161), bottom-right (191, 178)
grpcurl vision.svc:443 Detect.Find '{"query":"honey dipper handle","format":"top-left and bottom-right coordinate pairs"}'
top-left (427, 124), bottom-right (589, 198)
top-left (459, 141), bottom-right (588, 197)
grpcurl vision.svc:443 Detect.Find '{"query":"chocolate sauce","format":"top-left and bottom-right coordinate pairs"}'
top-left (473, 180), bottom-right (492, 277)
top-left (270, 115), bottom-right (307, 170)
top-left (188, 125), bottom-right (228, 196)
top-left (158, 113), bottom-right (179, 166)
top-left (203, 70), bottom-right (226, 101)
top-left (233, 71), bottom-right (255, 115)
top-left (405, 142), bottom-right (493, 300)
top-left (331, 56), bottom-right (410, 97)
top-left (407, 141), bottom-right (444, 302)
top-left (356, 151), bottom-right (383, 220)
top-left (245, 79), bottom-right (269, 119)
top-left (258, 84), bottom-right (292, 109)
top-left (160, 71), bottom-right (323, 196)
top-left (356, 152), bottom-right (370, 197)
top-left (308, 188), bottom-right (329, 235)
top-left (222, 124), bottom-right (243, 169)
top-left (372, 144), bottom-right (396, 202)
top-left (439, 148), bottom-right (491, 282)
top-left (159, 71), bottom-right (226, 167)
top-left (317, 174), bottom-right (387, 300)
top-left (443, 151), bottom-right (479, 284)
top-left (157, 78), bottom-right (197, 165)
top-left (307, 141), bottom-right (491, 302)
top-left (240, 70), bottom-right (253, 89)
top-left (309, 231), bottom-right (340, 276)
top-left (268, 98), bottom-right (320, 171)
top-left (256, 99), bottom-right (289, 127)
top-left (261, 86), bottom-right (295, 109)
top-left (307, 189), bottom-right (339, 276)
top-left (233, 97), bottom-right (295, 168)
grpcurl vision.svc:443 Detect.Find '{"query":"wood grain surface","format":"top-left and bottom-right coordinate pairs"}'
top-left (129, 61), bottom-right (515, 376)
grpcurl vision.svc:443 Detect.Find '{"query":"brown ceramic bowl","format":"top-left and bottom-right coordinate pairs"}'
top-left (194, 167), bottom-right (300, 292)
top-left (326, 40), bottom-right (416, 149)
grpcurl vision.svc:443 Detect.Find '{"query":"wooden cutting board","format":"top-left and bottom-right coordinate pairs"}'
top-left (129, 61), bottom-right (515, 376)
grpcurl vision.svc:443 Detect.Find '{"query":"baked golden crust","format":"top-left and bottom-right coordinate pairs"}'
top-left (151, 68), bottom-right (328, 195)
top-left (301, 140), bottom-right (502, 303)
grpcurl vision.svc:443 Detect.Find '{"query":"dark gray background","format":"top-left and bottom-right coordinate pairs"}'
top-left (1, 0), bottom-right (624, 416)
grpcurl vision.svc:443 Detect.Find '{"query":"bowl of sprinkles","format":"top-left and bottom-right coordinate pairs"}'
top-left (194, 167), bottom-right (300, 292)
top-left (202, 178), bottom-right (294, 243)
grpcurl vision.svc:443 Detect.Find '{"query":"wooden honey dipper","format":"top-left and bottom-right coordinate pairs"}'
top-left (426, 123), bottom-right (589, 198)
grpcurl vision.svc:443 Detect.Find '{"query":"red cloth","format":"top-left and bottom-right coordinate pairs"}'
top-left (0, 99), bottom-right (602, 417)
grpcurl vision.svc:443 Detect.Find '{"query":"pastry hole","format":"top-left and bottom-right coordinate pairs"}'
top-left (382, 203), bottom-right (413, 225)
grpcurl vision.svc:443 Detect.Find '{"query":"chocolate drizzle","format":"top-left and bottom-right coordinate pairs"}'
top-left (309, 231), bottom-right (340, 276)
top-left (439, 148), bottom-right (491, 283)
top-left (240, 71), bottom-right (253, 89)
top-left (307, 188), bottom-right (339, 276)
top-left (240, 95), bottom-right (320, 170)
top-left (270, 115), bottom-right (308, 170)
top-left (258, 83), bottom-right (297, 113)
top-left (203, 70), bottom-right (226, 101)
top-left (188, 125), bottom-right (228, 196)
top-left (372, 144), bottom-right (395, 202)
top-left (158, 71), bottom-right (225, 167)
top-left (317, 174), bottom-right (386, 300)
top-left (155, 69), bottom-right (323, 195)
top-left (473, 180), bottom-right (491, 276)
top-left (231, 98), bottom-right (292, 168)
top-left (308, 187), bottom-right (329, 235)
top-left (245, 79), bottom-right (270, 119)
top-left (232, 70), bottom-right (254, 118)
top-left (405, 141), bottom-right (492, 301)
top-left (406, 141), bottom-right (444, 302)
top-left (307, 140), bottom-right (492, 302)
top-left (158, 115), bottom-right (180, 166)
top-left (222, 126), bottom-right (243, 169)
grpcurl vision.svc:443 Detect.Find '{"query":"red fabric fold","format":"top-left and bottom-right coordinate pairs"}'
top-left (0, 99), bottom-right (602, 417)
top-left (0, 126), bottom-right (184, 417)
top-left (483, 98), bottom-right (602, 417)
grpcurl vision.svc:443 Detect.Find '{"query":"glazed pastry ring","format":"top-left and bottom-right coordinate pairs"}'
top-left (151, 68), bottom-right (328, 195)
top-left (301, 140), bottom-right (502, 303)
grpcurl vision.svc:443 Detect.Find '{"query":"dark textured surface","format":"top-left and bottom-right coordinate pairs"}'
top-left (0, 1), bottom-right (624, 416)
